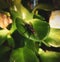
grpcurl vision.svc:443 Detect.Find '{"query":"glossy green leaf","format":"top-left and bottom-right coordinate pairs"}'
top-left (7, 35), bottom-right (15, 48)
top-left (15, 18), bottom-right (26, 36)
top-left (44, 28), bottom-right (60, 47)
top-left (15, 18), bottom-right (39, 41)
top-left (20, 5), bottom-right (33, 20)
top-left (16, 18), bottom-right (50, 41)
top-left (0, 29), bottom-right (9, 45)
top-left (10, 47), bottom-right (39, 62)
top-left (31, 19), bottom-right (50, 40)
top-left (14, 1), bottom-right (33, 21)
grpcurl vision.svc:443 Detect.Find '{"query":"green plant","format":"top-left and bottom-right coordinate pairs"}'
top-left (0, 0), bottom-right (60, 62)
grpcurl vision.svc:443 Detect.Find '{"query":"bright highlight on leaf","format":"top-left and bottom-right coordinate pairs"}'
top-left (38, 48), bottom-right (60, 62)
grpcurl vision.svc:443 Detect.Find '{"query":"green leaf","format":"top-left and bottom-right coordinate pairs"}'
top-left (10, 10), bottom-right (20, 33)
top-left (16, 18), bottom-right (50, 41)
top-left (31, 19), bottom-right (50, 40)
top-left (20, 5), bottom-right (33, 20)
top-left (15, 18), bottom-right (26, 36)
top-left (10, 20), bottom-right (17, 34)
top-left (25, 38), bottom-right (37, 52)
top-left (10, 47), bottom-right (39, 62)
top-left (14, 2), bottom-right (33, 21)
top-left (7, 35), bottom-right (15, 48)
top-left (10, 10), bottom-right (22, 20)
top-left (44, 28), bottom-right (60, 47)
top-left (38, 48), bottom-right (60, 62)
top-left (0, 29), bottom-right (9, 45)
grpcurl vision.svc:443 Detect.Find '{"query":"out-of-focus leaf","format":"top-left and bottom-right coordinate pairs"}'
top-left (10, 10), bottom-right (20, 34)
top-left (14, 0), bottom-right (22, 7)
top-left (0, 29), bottom-right (9, 45)
top-left (14, 0), bottom-right (33, 21)
top-left (10, 10), bottom-right (22, 20)
top-left (7, 35), bottom-right (15, 48)
top-left (15, 18), bottom-right (26, 36)
top-left (0, 46), bottom-right (10, 56)
top-left (38, 48), bottom-right (60, 62)
top-left (10, 20), bottom-right (16, 34)
top-left (20, 5), bottom-right (33, 20)
top-left (10, 47), bottom-right (39, 62)
top-left (16, 18), bottom-right (50, 41)
top-left (44, 28), bottom-right (60, 47)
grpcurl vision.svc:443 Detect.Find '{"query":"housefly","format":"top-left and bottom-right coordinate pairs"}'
top-left (25, 23), bottom-right (35, 33)
top-left (16, 18), bottom-right (36, 38)
top-left (23, 22), bottom-right (35, 37)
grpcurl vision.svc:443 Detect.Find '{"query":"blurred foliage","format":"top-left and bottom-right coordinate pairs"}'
top-left (0, 0), bottom-right (60, 62)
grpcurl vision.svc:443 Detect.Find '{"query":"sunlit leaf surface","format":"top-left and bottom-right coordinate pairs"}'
top-left (44, 28), bottom-right (60, 47)
top-left (38, 48), bottom-right (60, 62)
